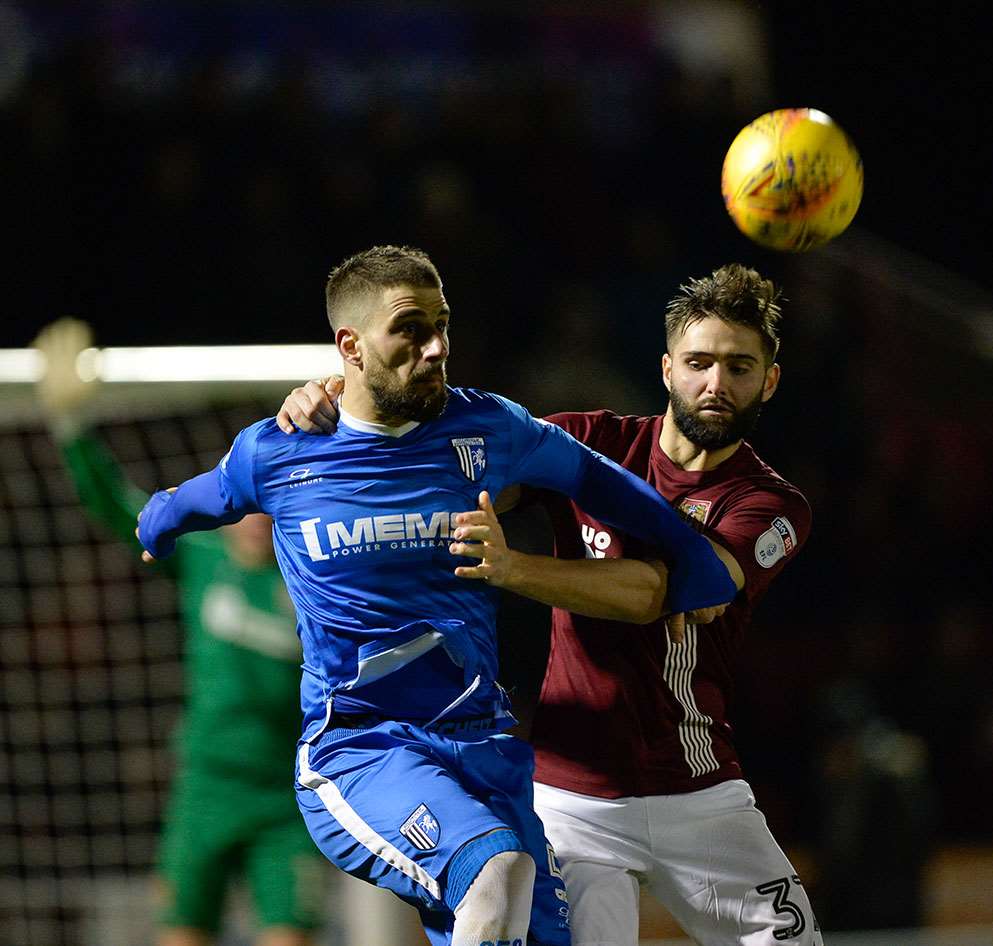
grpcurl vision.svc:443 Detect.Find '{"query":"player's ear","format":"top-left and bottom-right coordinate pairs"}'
top-left (661, 352), bottom-right (673, 391)
top-left (761, 362), bottom-right (781, 402)
top-left (336, 326), bottom-right (362, 367)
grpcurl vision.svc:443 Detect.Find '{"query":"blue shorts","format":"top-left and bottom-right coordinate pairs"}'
top-left (296, 719), bottom-right (570, 946)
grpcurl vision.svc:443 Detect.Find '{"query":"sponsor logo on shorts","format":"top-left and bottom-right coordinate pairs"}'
top-left (754, 516), bottom-right (798, 569)
top-left (431, 716), bottom-right (497, 735)
top-left (400, 804), bottom-right (441, 851)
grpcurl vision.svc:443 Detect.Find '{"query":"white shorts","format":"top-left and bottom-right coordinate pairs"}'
top-left (534, 779), bottom-right (823, 946)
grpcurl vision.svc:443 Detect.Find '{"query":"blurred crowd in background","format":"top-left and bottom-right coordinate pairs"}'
top-left (3, 1), bottom-right (993, 940)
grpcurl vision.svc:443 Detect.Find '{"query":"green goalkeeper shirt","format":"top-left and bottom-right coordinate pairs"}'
top-left (60, 430), bottom-right (303, 784)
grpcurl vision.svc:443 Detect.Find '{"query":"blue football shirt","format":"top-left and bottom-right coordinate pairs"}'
top-left (138, 388), bottom-right (735, 737)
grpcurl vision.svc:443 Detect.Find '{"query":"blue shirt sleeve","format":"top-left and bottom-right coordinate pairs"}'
top-left (217, 423), bottom-right (263, 511)
top-left (496, 396), bottom-right (737, 612)
top-left (136, 424), bottom-right (262, 559)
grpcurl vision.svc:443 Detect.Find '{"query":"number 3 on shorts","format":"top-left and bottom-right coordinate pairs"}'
top-left (755, 875), bottom-right (805, 941)
top-left (546, 843), bottom-right (569, 905)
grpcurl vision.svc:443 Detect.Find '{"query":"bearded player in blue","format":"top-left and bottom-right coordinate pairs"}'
top-left (137, 246), bottom-right (735, 946)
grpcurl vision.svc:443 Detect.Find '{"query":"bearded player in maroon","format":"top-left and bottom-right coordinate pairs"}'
top-left (529, 264), bottom-right (821, 946)
top-left (532, 408), bottom-right (801, 795)
top-left (274, 263), bottom-right (822, 945)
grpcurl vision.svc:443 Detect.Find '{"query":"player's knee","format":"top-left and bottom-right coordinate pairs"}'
top-left (743, 879), bottom-right (822, 946)
top-left (445, 828), bottom-right (529, 912)
top-left (482, 849), bottom-right (536, 900)
top-left (454, 850), bottom-right (536, 921)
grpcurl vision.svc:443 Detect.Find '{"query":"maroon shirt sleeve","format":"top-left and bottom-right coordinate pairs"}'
top-left (542, 411), bottom-right (604, 442)
top-left (707, 484), bottom-right (811, 606)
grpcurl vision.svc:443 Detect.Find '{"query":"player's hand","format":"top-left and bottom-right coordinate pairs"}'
top-left (450, 491), bottom-right (516, 587)
top-left (664, 613), bottom-right (687, 645)
top-left (31, 318), bottom-right (99, 416)
top-left (135, 487), bottom-right (177, 563)
top-left (664, 603), bottom-right (729, 645)
top-left (277, 375), bottom-right (343, 434)
top-left (686, 604), bottom-right (728, 624)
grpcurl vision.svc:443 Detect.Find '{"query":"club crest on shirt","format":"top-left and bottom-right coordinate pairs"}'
top-left (754, 516), bottom-right (798, 569)
top-left (678, 498), bottom-right (712, 525)
top-left (451, 437), bottom-right (486, 481)
top-left (400, 804), bottom-right (441, 850)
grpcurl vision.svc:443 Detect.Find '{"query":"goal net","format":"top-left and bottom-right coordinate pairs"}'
top-left (0, 349), bottom-right (339, 946)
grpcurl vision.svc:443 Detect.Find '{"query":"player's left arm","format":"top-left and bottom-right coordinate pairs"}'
top-left (703, 488), bottom-right (812, 604)
top-left (451, 490), bottom-right (669, 625)
top-left (135, 425), bottom-right (263, 561)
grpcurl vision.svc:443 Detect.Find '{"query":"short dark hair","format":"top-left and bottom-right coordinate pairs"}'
top-left (325, 245), bottom-right (441, 330)
top-left (665, 263), bottom-right (783, 362)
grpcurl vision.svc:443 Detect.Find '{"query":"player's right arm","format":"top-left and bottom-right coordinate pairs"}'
top-left (136, 423), bottom-right (263, 561)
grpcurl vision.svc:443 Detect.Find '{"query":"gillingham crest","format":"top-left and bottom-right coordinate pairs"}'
top-left (451, 437), bottom-right (486, 481)
top-left (400, 804), bottom-right (441, 850)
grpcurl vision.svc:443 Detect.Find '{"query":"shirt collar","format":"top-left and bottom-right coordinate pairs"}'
top-left (337, 403), bottom-right (421, 438)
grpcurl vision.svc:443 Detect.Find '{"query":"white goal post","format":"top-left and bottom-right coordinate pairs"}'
top-left (0, 343), bottom-right (343, 427)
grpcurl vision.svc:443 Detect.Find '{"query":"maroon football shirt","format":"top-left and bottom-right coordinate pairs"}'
top-left (530, 410), bottom-right (811, 797)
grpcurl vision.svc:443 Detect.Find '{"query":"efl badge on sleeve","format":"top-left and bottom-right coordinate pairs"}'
top-left (400, 804), bottom-right (441, 851)
top-left (754, 516), bottom-right (798, 569)
top-left (451, 437), bottom-right (486, 482)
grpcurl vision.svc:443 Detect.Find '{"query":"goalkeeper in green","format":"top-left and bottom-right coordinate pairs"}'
top-left (33, 320), bottom-right (325, 946)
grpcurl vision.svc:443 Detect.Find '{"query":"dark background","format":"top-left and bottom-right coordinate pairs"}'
top-left (5, 1), bottom-right (992, 350)
top-left (3, 1), bottom-right (992, 934)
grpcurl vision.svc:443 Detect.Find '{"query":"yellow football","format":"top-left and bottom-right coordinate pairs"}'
top-left (721, 108), bottom-right (863, 251)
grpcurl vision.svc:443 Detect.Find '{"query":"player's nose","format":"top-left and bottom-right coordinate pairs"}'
top-left (704, 364), bottom-right (725, 393)
top-left (423, 330), bottom-right (448, 361)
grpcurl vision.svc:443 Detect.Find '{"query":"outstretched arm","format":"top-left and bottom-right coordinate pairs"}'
top-left (136, 467), bottom-right (246, 560)
top-left (135, 424), bottom-right (262, 561)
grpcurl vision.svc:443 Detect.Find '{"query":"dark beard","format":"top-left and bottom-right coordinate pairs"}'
top-left (366, 352), bottom-right (449, 422)
top-left (668, 385), bottom-right (763, 450)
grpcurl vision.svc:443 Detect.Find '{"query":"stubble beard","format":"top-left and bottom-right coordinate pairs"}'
top-left (668, 385), bottom-right (764, 450)
top-left (365, 349), bottom-right (449, 422)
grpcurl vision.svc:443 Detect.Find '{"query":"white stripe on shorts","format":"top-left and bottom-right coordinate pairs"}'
top-left (663, 624), bottom-right (720, 777)
top-left (298, 743), bottom-right (441, 900)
